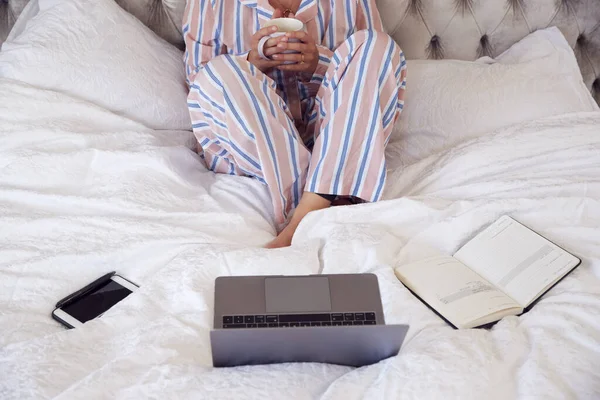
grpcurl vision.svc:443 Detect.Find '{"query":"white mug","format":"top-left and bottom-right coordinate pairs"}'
top-left (258, 18), bottom-right (305, 64)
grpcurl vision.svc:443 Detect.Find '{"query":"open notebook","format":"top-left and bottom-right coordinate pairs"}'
top-left (395, 216), bottom-right (581, 329)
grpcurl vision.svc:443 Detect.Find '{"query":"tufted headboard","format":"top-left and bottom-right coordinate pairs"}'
top-left (1, 0), bottom-right (599, 103)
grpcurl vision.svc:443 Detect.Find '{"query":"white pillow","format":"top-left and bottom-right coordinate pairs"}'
top-left (392, 27), bottom-right (599, 164)
top-left (0, 0), bottom-right (190, 131)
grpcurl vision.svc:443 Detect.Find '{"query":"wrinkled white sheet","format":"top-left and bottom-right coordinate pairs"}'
top-left (1, 78), bottom-right (600, 399)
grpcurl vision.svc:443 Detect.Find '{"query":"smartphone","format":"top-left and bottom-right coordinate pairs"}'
top-left (52, 274), bottom-right (138, 329)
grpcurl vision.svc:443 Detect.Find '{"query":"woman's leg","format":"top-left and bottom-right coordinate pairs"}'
top-left (307, 30), bottom-right (407, 201)
top-left (188, 55), bottom-right (311, 227)
top-left (268, 31), bottom-right (407, 248)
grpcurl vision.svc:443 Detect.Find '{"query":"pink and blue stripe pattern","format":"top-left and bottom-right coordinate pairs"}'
top-left (183, 0), bottom-right (407, 225)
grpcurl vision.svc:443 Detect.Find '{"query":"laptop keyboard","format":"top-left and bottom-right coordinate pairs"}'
top-left (221, 312), bottom-right (377, 329)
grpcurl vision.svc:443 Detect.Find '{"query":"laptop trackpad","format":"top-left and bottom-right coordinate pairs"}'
top-left (265, 277), bottom-right (332, 313)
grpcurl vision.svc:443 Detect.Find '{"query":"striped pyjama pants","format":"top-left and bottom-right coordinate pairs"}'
top-left (188, 30), bottom-right (407, 225)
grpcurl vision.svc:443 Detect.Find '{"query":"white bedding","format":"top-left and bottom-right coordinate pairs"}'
top-left (1, 78), bottom-right (600, 399)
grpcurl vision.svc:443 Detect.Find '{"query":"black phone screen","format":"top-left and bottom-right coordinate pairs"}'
top-left (61, 280), bottom-right (133, 323)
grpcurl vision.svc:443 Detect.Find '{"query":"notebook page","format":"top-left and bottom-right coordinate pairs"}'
top-left (395, 256), bottom-right (521, 328)
top-left (454, 216), bottom-right (580, 306)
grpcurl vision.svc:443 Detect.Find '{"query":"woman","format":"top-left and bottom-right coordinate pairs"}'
top-left (183, 0), bottom-right (406, 248)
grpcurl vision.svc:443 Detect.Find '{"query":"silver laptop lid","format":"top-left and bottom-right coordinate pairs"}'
top-left (210, 324), bottom-right (408, 368)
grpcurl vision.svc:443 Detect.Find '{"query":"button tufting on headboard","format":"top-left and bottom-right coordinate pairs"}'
top-left (426, 35), bottom-right (444, 60)
top-left (383, 0), bottom-right (600, 104)
top-left (477, 34), bottom-right (493, 58)
top-left (1, 0), bottom-right (600, 105)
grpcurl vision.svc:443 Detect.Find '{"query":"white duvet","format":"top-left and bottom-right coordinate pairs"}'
top-left (1, 78), bottom-right (600, 399)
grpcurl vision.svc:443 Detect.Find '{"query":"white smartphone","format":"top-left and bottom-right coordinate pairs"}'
top-left (52, 274), bottom-right (138, 329)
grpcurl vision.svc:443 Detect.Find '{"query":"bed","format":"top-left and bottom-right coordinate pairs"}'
top-left (1, 0), bottom-right (600, 399)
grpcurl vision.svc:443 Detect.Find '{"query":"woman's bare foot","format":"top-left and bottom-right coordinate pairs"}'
top-left (265, 192), bottom-right (332, 248)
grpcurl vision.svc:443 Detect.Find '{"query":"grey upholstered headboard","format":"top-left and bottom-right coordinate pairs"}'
top-left (1, 0), bottom-right (599, 103)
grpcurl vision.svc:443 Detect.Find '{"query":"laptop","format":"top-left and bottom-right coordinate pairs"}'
top-left (210, 273), bottom-right (409, 368)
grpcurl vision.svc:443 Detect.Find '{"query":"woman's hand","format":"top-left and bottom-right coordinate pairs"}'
top-left (247, 10), bottom-right (287, 73)
top-left (272, 31), bottom-right (319, 75)
top-left (247, 26), bottom-right (286, 73)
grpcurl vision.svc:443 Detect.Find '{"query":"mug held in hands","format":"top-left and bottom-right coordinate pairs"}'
top-left (258, 18), bottom-right (305, 64)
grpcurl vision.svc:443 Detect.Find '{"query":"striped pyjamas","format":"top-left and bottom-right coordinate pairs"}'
top-left (184, 0), bottom-right (407, 225)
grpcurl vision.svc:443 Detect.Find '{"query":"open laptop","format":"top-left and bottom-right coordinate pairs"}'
top-left (210, 273), bottom-right (409, 368)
